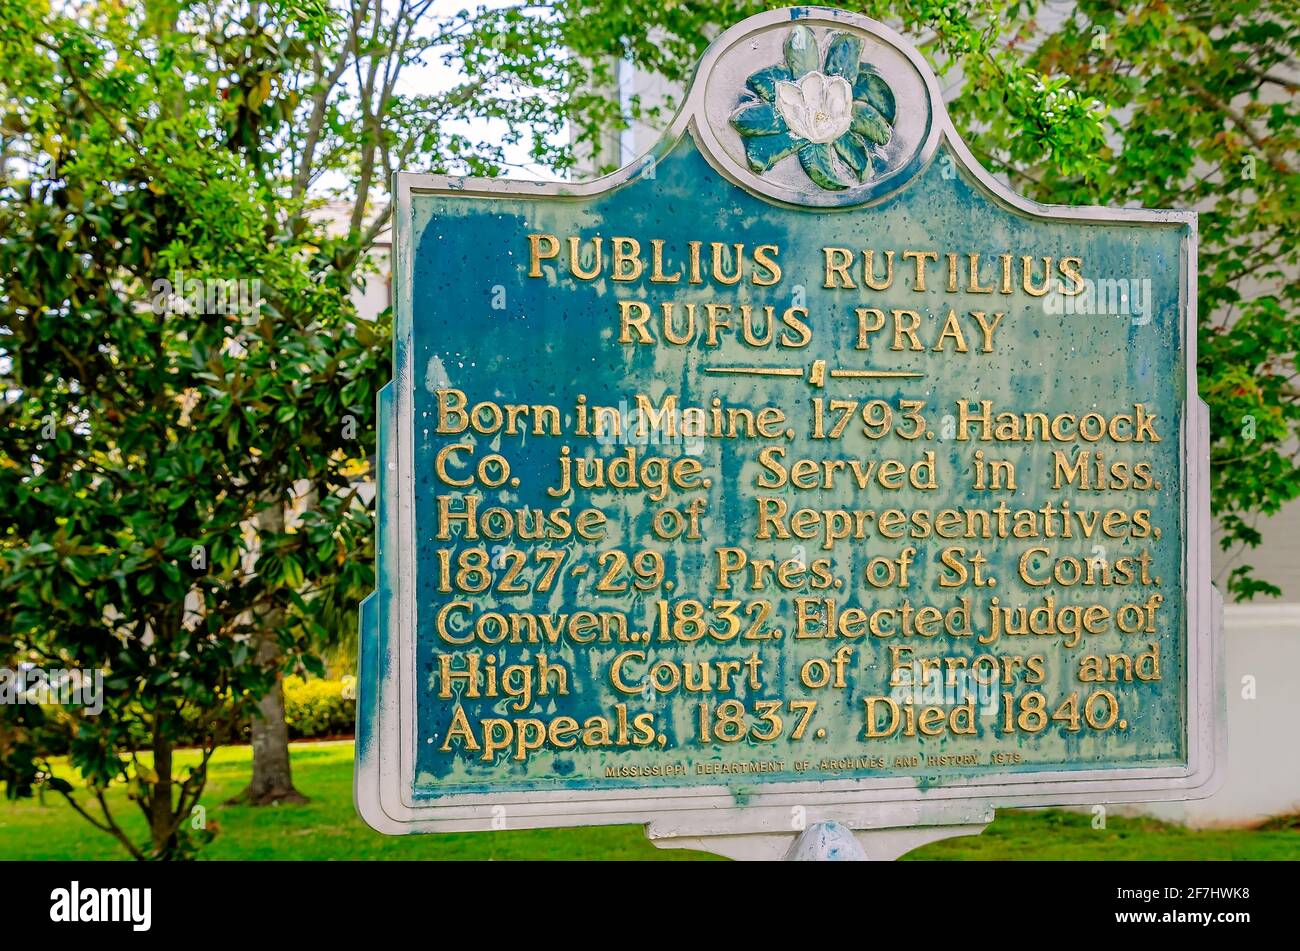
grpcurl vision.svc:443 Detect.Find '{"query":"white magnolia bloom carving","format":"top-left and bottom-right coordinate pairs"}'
top-left (774, 71), bottom-right (853, 144)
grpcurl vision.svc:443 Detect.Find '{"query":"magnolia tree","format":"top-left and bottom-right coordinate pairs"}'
top-left (0, 0), bottom-right (691, 859)
top-left (0, 21), bottom-right (381, 856)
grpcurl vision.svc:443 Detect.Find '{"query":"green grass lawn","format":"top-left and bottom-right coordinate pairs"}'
top-left (2, 740), bottom-right (1296, 860)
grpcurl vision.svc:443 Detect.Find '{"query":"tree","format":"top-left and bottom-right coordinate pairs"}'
top-left (0, 0), bottom-right (675, 857)
top-left (0, 0), bottom-right (384, 854)
top-left (957, 0), bottom-right (1299, 601)
top-left (563, 0), bottom-right (1300, 601)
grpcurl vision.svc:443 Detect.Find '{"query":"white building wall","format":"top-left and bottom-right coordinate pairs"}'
top-left (1115, 605), bottom-right (1300, 827)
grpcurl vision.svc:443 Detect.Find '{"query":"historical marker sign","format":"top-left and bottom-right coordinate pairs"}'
top-left (356, 7), bottom-right (1222, 852)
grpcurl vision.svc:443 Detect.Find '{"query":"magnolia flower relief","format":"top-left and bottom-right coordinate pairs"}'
top-left (730, 25), bottom-right (897, 190)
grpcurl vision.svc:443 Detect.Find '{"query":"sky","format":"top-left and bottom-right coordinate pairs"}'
top-left (397, 0), bottom-right (570, 181)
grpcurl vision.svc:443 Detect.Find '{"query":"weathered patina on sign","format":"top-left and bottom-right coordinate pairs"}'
top-left (356, 7), bottom-right (1221, 841)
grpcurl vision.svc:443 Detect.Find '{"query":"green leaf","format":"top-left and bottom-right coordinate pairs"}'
top-left (851, 103), bottom-right (892, 146)
top-left (745, 64), bottom-right (792, 101)
top-left (798, 142), bottom-right (848, 190)
top-left (742, 131), bottom-right (800, 172)
top-left (282, 555), bottom-right (305, 589)
top-left (853, 67), bottom-right (896, 123)
top-left (65, 557), bottom-right (97, 586)
top-left (784, 24), bottom-right (819, 77)
top-left (833, 131), bottom-right (873, 182)
top-left (353, 321), bottom-right (378, 348)
top-left (258, 554), bottom-right (281, 584)
top-left (731, 101), bottom-right (786, 137)
top-left (824, 33), bottom-right (863, 82)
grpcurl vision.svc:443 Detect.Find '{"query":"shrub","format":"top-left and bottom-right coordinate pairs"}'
top-left (283, 676), bottom-right (355, 739)
top-left (33, 677), bottom-right (352, 752)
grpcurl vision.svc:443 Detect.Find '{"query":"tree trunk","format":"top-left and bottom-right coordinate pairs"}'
top-left (230, 500), bottom-right (308, 805)
top-left (150, 714), bottom-right (181, 857)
